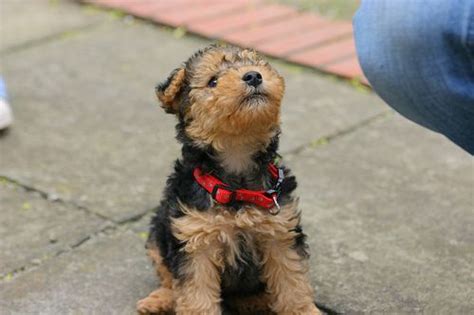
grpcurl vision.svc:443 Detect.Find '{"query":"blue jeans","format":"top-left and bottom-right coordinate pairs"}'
top-left (354, 0), bottom-right (474, 154)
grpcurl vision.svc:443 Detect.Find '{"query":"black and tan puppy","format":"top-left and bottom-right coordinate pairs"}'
top-left (137, 45), bottom-right (320, 315)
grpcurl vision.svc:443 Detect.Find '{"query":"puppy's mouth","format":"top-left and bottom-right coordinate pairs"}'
top-left (242, 89), bottom-right (268, 104)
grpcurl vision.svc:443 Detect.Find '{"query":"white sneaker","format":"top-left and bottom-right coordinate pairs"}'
top-left (0, 98), bottom-right (13, 129)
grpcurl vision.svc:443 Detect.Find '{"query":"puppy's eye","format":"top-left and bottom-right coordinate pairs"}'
top-left (208, 76), bottom-right (218, 88)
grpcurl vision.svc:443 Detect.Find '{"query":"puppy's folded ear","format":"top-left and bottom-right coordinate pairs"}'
top-left (156, 67), bottom-right (186, 114)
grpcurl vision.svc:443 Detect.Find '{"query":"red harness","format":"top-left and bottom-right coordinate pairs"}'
top-left (193, 164), bottom-right (284, 214)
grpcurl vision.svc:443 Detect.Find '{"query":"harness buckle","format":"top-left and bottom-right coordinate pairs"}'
top-left (267, 166), bottom-right (284, 215)
top-left (269, 194), bottom-right (280, 215)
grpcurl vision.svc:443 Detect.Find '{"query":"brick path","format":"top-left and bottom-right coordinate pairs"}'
top-left (85, 0), bottom-right (367, 84)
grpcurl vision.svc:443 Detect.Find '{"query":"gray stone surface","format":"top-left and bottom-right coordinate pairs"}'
top-left (0, 0), bottom-right (101, 53)
top-left (0, 181), bottom-right (108, 277)
top-left (277, 65), bottom-right (387, 153)
top-left (289, 114), bottom-right (474, 314)
top-left (0, 231), bottom-right (156, 315)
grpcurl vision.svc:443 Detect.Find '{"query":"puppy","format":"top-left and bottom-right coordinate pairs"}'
top-left (137, 45), bottom-right (320, 315)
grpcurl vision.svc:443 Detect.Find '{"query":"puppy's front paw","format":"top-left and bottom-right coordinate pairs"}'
top-left (136, 288), bottom-right (173, 315)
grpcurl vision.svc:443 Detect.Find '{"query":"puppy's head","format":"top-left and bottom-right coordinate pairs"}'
top-left (156, 45), bottom-right (284, 151)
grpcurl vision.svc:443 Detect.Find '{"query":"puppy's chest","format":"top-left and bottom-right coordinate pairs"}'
top-left (174, 205), bottom-right (270, 294)
top-left (173, 203), bottom-right (299, 294)
top-left (173, 205), bottom-right (280, 262)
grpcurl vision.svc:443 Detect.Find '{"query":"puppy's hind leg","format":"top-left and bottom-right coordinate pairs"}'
top-left (137, 287), bottom-right (173, 315)
top-left (136, 243), bottom-right (175, 315)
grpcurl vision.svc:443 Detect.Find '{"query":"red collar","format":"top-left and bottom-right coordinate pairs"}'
top-left (193, 163), bottom-right (284, 215)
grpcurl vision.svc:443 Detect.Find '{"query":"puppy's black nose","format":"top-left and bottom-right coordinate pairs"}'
top-left (242, 71), bottom-right (262, 87)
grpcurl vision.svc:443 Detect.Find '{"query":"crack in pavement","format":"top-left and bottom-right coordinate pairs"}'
top-left (0, 223), bottom-right (117, 283)
top-left (0, 207), bottom-right (154, 283)
top-left (0, 21), bottom-right (103, 56)
top-left (0, 175), bottom-right (155, 281)
top-left (284, 110), bottom-right (393, 158)
top-left (0, 175), bottom-right (111, 222)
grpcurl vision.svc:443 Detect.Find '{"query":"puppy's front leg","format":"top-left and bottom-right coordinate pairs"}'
top-left (172, 210), bottom-right (224, 315)
top-left (261, 238), bottom-right (320, 315)
top-left (173, 250), bottom-right (222, 315)
top-left (259, 221), bottom-right (321, 315)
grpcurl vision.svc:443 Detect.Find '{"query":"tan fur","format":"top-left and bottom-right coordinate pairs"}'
top-left (183, 49), bottom-right (285, 174)
top-left (258, 233), bottom-right (320, 315)
top-left (138, 202), bottom-right (319, 314)
top-left (136, 245), bottom-right (174, 314)
top-left (172, 252), bottom-right (222, 315)
top-left (171, 201), bottom-right (319, 314)
top-left (136, 288), bottom-right (173, 315)
top-left (157, 68), bottom-right (186, 113)
top-left (147, 244), bottom-right (173, 289)
top-left (172, 201), bottom-right (300, 266)
top-left (171, 209), bottom-right (225, 314)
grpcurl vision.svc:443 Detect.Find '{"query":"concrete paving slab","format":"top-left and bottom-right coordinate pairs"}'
top-left (0, 0), bottom-right (101, 53)
top-left (0, 181), bottom-right (108, 277)
top-left (0, 4), bottom-right (386, 222)
top-left (288, 114), bottom-right (474, 314)
top-left (0, 230), bottom-right (155, 315)
top-left (277, 65), bottom-right (386, 153)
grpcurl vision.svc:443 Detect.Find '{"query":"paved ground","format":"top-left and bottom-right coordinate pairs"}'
top-left (0, 1), bottom-right (473, 314)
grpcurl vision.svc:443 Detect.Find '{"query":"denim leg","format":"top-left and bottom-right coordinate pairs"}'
top-left (354, 0), bottom-right (474, 154)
